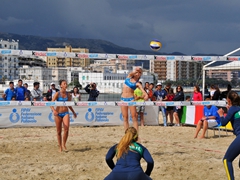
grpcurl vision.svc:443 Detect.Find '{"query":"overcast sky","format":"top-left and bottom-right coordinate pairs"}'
top-left (0, 0), bottom-right (240, 55)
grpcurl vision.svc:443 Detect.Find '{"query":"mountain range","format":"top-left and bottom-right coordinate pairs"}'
top-left (0, 32), bottom-right (223, 56)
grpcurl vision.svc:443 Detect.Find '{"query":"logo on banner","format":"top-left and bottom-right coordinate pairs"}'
top-left (18, 101), bottom-right (22, 106)
top-left (9, 109), bottom-right (20, 123)
top-left (48, 112), bottom-right (55, 122)
top-left (19, 50), bottom-right (23, 55)
top-left (85, 108), bottom-right (94, 122)
top-left (9, 108), bottom-right (41, 123)
top-left (0, 101), bottom-right (10, 106)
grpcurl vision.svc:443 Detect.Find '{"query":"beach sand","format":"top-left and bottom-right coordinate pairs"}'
top-left (0, 115), bottom-right (239, 180)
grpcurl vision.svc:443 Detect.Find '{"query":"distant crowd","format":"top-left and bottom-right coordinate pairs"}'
top-left (2, 80), bottom-right (100, 102)
top-left (134, 81), bottom-right (232, 127)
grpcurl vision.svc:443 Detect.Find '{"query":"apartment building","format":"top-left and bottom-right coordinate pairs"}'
top-left (152, 59), bottom-right (202, 81)
top-left (0, 39), bottom-right (19, 80)
top-left (47, 45), bottom-right (90, 68)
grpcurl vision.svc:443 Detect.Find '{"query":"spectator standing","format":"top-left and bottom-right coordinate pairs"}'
top-left (2, 81), bottom-right (15, 101)
top-left (153, 83), bottom-right (168, 126)
top-left (46, 83), bottom-right (59, 101)
top-left (15, 79), bottom-right (27, 101)
top-left (210, 85), bottom-right (216, 100)
top-left (144, 82), bottom-right (149, 93)
top-left (23, 83), bottom-right (31, 101)
top-left (71, 86), bottom-right (81, 103)
top-left (134, 81), bottom-right (145, 126)
top-left (31, 82), bottom-right (43, 101)
top-left (212, 85), bottom-right (221, 100)
top-left (192, 85), bottom-right (203, 101)
top-left (203, 85), bottom-right (210, 99)
top-left (173, 86), bottom-right (184, 126)
top-left (166, 88), bottom-right (175, 126)
top-left (147, 83), bottom-right (154, 101)
top-left (84, 83), bottom-right (99, 101)
top-left (221, 84), bottom-right (232, 100)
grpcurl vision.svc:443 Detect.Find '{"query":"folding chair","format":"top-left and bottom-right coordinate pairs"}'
top-left (212, 123), bottom-right (228, 138)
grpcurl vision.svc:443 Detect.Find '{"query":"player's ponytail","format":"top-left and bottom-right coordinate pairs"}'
top-left (116, 127), bottom-right (138, 159)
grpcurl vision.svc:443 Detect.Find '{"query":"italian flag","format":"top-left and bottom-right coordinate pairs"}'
top-left (181, 106), bottom-right (204, 125)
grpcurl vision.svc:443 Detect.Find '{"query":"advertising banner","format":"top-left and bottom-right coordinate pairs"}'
top-left (0, 106), bottom-right (159, 128)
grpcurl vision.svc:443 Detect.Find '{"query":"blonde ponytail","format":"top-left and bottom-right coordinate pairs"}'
top-left (116, 127), bottom-right (138, 159)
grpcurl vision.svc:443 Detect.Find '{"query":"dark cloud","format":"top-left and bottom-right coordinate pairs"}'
top-left (0, 0), bottom-right (240, 55)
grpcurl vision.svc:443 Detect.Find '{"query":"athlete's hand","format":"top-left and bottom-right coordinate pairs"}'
top-left (144, 94), bottom-right (148, 101)
top-left (53, 110), bottom-right (58, 116)
top-left (217, 108), bottom-right (224, 117)
top-left (73, 112), bottom-right (77, 118)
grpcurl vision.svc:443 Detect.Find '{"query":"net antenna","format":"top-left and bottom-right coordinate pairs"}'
top-left (202, 47), bottom-right (240, 97)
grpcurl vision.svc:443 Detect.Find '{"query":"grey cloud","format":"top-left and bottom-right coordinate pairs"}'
top-left (0, 0), bottom-right (240, 54)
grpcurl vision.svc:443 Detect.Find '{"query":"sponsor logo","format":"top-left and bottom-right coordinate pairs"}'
top-left (167, 56), bottom-right (175, 60)
top-left (76, 53), bottom-right (89, 58)
top-left (85, 108), bottom-right (94, 122)
top-left (77, 102), bottom-right (88, 106)
top-left (116, 55), bottom-right (137, 59)
top-left (227, 57), bottom-right (240, 61)
top-left (166, 102), bottom-right (175, 106)
top-left (201, 101), bottom-right (211, 105)
top-left (203, 56), bottom-right (211, 61)
top-left (88, 102), bottom-right (98, 106)
top-left (155, 102), bottom-right (166, 106)
top-left (1, 50), bottom-right (11, 54)
top-left (45, 102), bottom-right (56, 106)
top-left (33, 102), bottom-right (46, 106)
top-left (9, 108), bottom-right (41, 123)
top-left (117, 102), bottom-right (128, 106)
top-left (46, 52), bottom-right (57, 56)
top-left (191, 57), bottom-right (203, 61)
top-left (89, 54), bottom-right (98, 58)
top-left (154, 56), bottom-right (167, 61)
top-left (32, 51), bottom-right (47, 56)
top-left (0, 101), bottom-right (10, 106)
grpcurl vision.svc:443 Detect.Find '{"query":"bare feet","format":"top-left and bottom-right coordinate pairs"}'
top-left (62, 145), bottom-right (68, 152)
top-left (199, 136), bottom-right (205, 139)
top-left (59, 147), bottom-right (63, 153)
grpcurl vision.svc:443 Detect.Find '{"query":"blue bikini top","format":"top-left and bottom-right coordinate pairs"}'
top-left (57, 92), bottom-right (68, 101)
top-left (125, 78), bottom-right (138, 90)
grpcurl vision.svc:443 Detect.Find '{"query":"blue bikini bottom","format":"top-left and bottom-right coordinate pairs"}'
top-left (121, 97), bottom-right (134, 102)
top-left (58, 112), bottom-right (69, 118)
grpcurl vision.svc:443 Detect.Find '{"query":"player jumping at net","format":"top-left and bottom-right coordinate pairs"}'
top-left (121, 67), bottom-right (148, 131)
top-left (104, 127), bottom-right (154, 180)
top-left (50, 79), bottom-right (77, 152)
top-left (217, 91), bottom-right (240, 180)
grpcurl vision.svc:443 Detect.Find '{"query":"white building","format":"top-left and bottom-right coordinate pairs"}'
top-left (0, 39), bottom-right (19, 80)
top-left (78, 70), bottom-right (154, 93)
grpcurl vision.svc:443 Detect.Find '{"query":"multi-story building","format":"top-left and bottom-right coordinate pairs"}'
top-left (90, 59), bottom-right (135, 73)
top-left (78, 69), bottom-right (154, 93)
top-left (47, 45), bottom-right (90, 68)
top-left (0, 39), bottom-right (19, 80)
top-left (19, 57), bottom-right (46, 67)
top-left (151, 59), bottom-right (202, 81)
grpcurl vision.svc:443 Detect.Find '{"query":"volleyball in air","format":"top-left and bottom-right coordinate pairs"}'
top-left (150, 40), bottom-right (162, 51)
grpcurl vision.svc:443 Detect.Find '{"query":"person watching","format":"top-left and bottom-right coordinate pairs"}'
top-left (2, 81), bottom-right (15, 101)
top-left (46, 83), bottom-right (59, 101)
top-left (31, 82), bottom-right (43, 101)
top-left (84, 82), bottom-right (99, 101)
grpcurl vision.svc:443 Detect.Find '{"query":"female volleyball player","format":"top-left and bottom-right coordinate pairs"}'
top-left (50, 80), bottom-right (77, 152)
top-left (121, 67), bottom-right (148, 131)
top-left (104, 127), bottom-right (154, 180)
top-left (217, 91), bottom-right (240, 180)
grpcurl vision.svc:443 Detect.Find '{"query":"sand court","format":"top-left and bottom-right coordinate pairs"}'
top-left (0, 124), bottom-right (240, 180)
